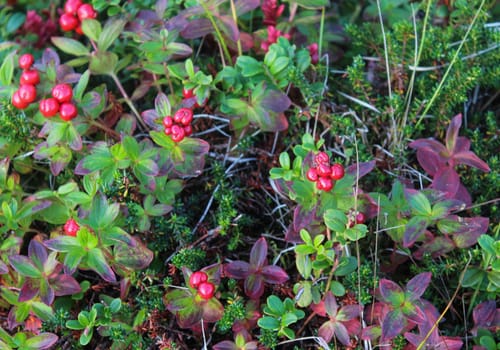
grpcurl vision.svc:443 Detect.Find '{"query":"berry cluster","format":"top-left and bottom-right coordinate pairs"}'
top-left (39, 83), bottom-right (78, 121)
top-left (11, 54), bottom-right (40, 110)
top-left (306, 151), bottom-right (345, 192)
top-left (64, 218), bottom-right (80, 237)
top-left (189, 271), bottom-right (215, 300)
top-left (348, 210), bottom-right (366, 227)
top-left (59, 0), bottom-right (97, 33)
top-left (163, 107), bottom-right (194, 143)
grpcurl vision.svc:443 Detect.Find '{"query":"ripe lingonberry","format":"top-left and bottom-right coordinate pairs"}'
top-left (77, 4), bottom-right (97, 21)
top-left (183, 125), bottom-right (193, 137)
top-left (182, 87), bottom-right (194, 99)
top-left (164, 127), bottom-right (172, 135)
top-left (18, 84), bottom-right (37, 104)
top-left (12, 91), bottom-right (29, 109)
top-left (355, 212), bottom-right (366, 224)
top-left (20, 69), bottom-right (40, 85)
top-left (171, 125), bottom-right (185, 142)
top-left (18, 53), bottom-right (34, 70)
top-left (52, 84), bottom-right (73, 103)
top-left (189, 271), bottom-right (208, 289)
top-left (39, 98), bottom-right (60, 117)
top-left (64, 0), bottom-right (83, 15)
top-left (316, 163), bottom-right (331, 177)
top-left (162, 116), bottom-right (173, 128)
top-left (306, 168), bottom-right (318, 182)
top-left (59, 13), bottom-right (79, 32)
top-left (197, 281), bottom-right (215, 300)
top-left (330, 163), bottom-right (345, 180)
top-left (315, 151), bottom-right (329, 165)
top-left (59, 103), bottom-right (78, 121)
top-left (64, 218), bottom-right (80, 236)
top-left (173, 108), bottom-right (193, 126)
top-left (316, 177), bottom-right (333, 192)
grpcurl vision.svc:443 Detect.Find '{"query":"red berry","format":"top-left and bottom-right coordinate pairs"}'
top-left (52, 83), bottom-right (73, 103)
top-left (316, 163), bottom-right (331, 177)
top-left (162, 116), bottom-right (173, 128)
top-left (18, 53), bottom-right (34, 70)
top-left (77, 4), bottom-right (97, 21)
top-left (20, 69), bottom-right (40, 85)
top-left (59, 102), bottom-right (78, 121)
top-left (18, 84), bottom-right (37, 104)
top-left (64, 218), bottom-right (80, 236)
top-left (173, 108), bottom-right (193, 126)
top-left (64, 0), bottom-right (83, 15)
top-left (75, 25), bottom-right (83, 35)
top-left (183, 125), bottom-right (193, 137)
top-left (355, 212), bottom-right (366, 224)
top-left (164, 127), bottom-right (172, 135)
top-left (182, 87), bottom-right (194, 99)
top-left (59, 13), bottom-right (79, 32)
top-left (330, 163), bottom-right (345, 180)
top-left (39, 98), bottom-right (60, 117)
top-left (316, 177), bottom-right (333, 192)
top-left (197, 281), bottom-right (215, 300)
top-left (11, 90), bottom-right (29, 109)
top-left (171, 124), bottom-right (185, 142)
top-left (315, 151), bottom-right (329, 165)
top-left (306, 168), bottom-right (318, 182)
top-left (189, 271), bottom-right (208, 289)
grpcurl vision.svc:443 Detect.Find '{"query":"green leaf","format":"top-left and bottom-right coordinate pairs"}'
top-left (51, 37), bottom-right (90, 56)
top-left (408, 192), bottom-right (432, 216)
top-left (257, 316), bottom-right (280, 330)
top-left (324, 209), bottom-right (348, 233)
top-left (279, 152), bottom-right (291, 169)
top-left (97, 19), bottom-right (125, 52)
top-left (87, 248), bottom-right (116, 282)
top-left (288, 0), bottom-right (330, 9)
top-left (66, 320), bottom-right (85, 330)
top-left (74, 70), bottom-right (90, 101)
top-left (6, 13), bottom-right (26, 33)
top-left (8, 256), bottom-right (41, 278)
top-left (267, 295), bottom-right (285, 315)
top-left (122, 136), bottom-right (139, 160)
top-left (81, 19), bottom-right (101, 42)
top-left (89, 51), bottom-right (118, 75)
top-left (236, 56), bottom-right (264, 77)
top-left (0, 51), bottom-right (15, 86)
top-left (150, 130), bottom-right (175, 149)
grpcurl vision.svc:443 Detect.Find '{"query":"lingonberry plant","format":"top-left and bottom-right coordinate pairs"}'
top-left (0, 0), bottom-right (498, 348)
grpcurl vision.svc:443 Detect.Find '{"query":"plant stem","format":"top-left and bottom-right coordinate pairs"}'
top-left (110, 72), bottom-right (147, 130)
top-left (200, 1), bottom-right (232, 66)
top-left (318, 7), bottom-right (325, 59)
top-left (229, 0), bottom-right (242, 57)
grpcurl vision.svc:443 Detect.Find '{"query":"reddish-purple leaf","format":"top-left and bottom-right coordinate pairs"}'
top-left (261, 90), bottom-right (291, 113)
top-left (177, 303), bottom-right (203, 328)
top-left (318, 321), bottom-right (335, 342)
top-left (445, 114), bottom-right (462, 152)
top-left (141, 109), bottom-right (160, 129)
top-left (403, 217), bottom-right (429, 248)
top-left (430, 167), bottom-right (460, 198)
top-left (0, 261), bottom-right (8, 274)
top-left (454, 183), bottom-right (472, 206)
top-left (452, 151), bottom-right (491, 172)
top-left (39, 281), bottom-right (55, 305)
top-left (324, 292), bottom-right (339, 317)
top-left (261, 265), bottom-right (289, 284)
top-left (213, 340), bottom-right (238, 350)
top-left (25, 333), bottom-right (59, 349)
top-left (452, 217), bottom-right (489, 248)
top-left (51, 274), bottom-right (81, 296)
top-left (235, 0), bottom-right (260, 15)
top-left (454, 136), bottom-right (471, 153)
top-left (346, 160), bottom-right (376, 178)
top-left (409, 139), bottom-right (448, 156)
top-left (244, 274), bottom-right (265, 299)
top-left (225, 261), bottom-right (251, 279)
top-left (406, 272), bottom-right (432, 300)
top-left (202, 297), bottom-right (224, 323)
top-left (28, 240), bottom-right (48, 269)
top-left (378, 279), bottom-right (404, 305)
top-left (181, 18), bottom-right (213, 39)
top-left (381, 309), bottom-right (406, 340)
top-left (19, 278), bottom-right (39, 302)
top-left (338, 304), bottom-right (361, 321)
top-left (471, 300), bottom-right (498, 335)
top-left (249, 237), bottom-right (268, 268)
top-left (333, 321), bottom-right (351, 346)
top-left (218, 15), bottom-right (239, 42)
top-left (417, 148), bottom-right (446, 176)
top-left (404, 303), bottom-right (426, 324)
top-left (361, 325), bottom-right (381, 341)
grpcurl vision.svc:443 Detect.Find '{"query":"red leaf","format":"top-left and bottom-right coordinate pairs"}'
top-left (381, 309), bottom-right (406, 340)
top-left (244, 274), bottom-right (265, 299)
top-left (406, 272), bottom-right (432, 301)
top-left (378, 279), bottom-right (404, 305)
top-left (416, 148), bottom-right (446, 176)
top-left (333, 321), bottom-right (351, 345)
top-left (225, 260), bottom-right (251, 279)
top-left (346, 160), bottom-right (376, 178)
top-left (249, 237), bottom-right (268, 268)
top-left (452, 151), bottom-right (491, 172)
top-left (261, 265), bottom-right (289, 284)
top-left (338, 304), bottom-right (361, 321)
top-left (324, 292), bottom-right (339, 317)
top-left (430, 167), bottom-right (460, 197)
top-left (318, 321), bottom-right (335, 342)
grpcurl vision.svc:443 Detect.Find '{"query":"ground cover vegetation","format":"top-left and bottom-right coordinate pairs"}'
top-left (0, 0), bottom-right (499, 349)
